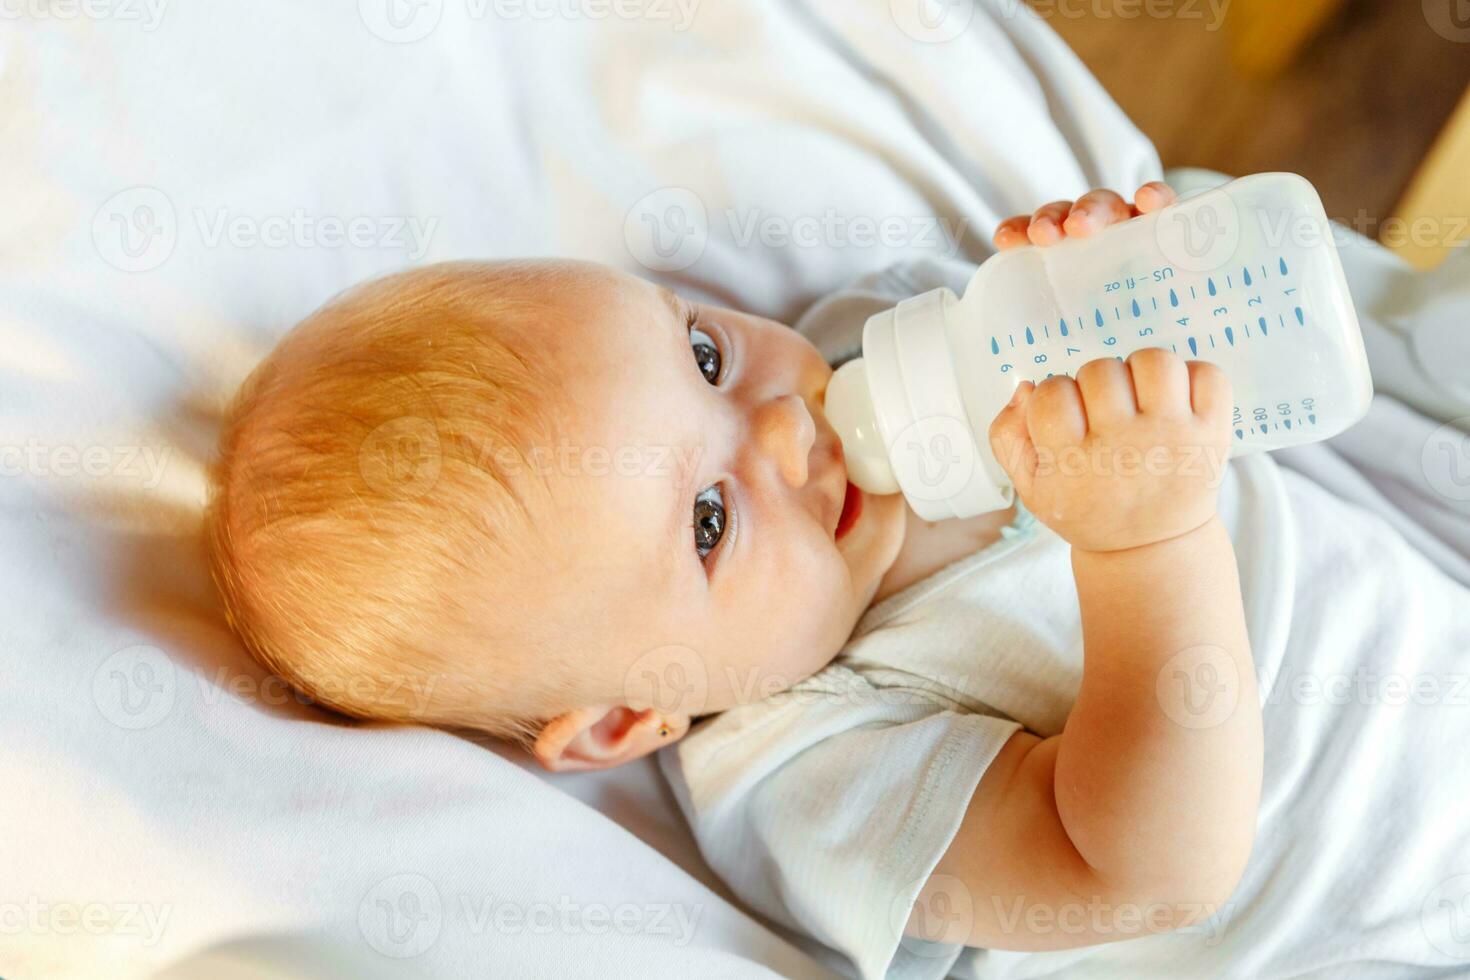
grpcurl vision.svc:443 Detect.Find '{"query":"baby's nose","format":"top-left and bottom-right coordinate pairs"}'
top-left (753, 393), bottom-right (816, 488)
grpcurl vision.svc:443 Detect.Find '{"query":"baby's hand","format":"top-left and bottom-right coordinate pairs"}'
top-left (992, 182), bottom-right (1176, 250)
top-left (988, 350), bottom-right (1232, 553)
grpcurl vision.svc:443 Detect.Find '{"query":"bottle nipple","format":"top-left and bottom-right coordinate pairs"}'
top-left (824, 359), bottom-right (900, 495)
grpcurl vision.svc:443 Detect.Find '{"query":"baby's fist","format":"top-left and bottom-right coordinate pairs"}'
top-left (988, 349), bottom-right (1232, 553)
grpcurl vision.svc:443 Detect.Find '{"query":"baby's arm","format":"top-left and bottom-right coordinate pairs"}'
top-left (910, 186), bottom-right (1263, 951)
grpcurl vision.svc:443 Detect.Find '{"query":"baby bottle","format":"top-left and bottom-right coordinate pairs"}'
top-left (824, 173), bottom-right (1374, 520)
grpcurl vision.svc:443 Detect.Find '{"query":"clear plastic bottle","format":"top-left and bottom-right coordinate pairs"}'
top-left (824, 173), bottom-right (1374, 520)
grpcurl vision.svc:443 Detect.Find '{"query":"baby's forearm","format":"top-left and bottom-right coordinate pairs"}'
top-left (920, 194), bottom-right (1260, 950)
top-left (1058, 516), bottom-right (1262, 898)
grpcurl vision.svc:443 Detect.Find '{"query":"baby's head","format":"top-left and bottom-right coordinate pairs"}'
top-left (207, 260), bottom-right (905, 769)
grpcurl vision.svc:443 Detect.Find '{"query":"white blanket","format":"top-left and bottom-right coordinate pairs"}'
top-left (0, 2), bottom-right (1161, 977)
top-left (3, 1), bottom-right (1467, 977)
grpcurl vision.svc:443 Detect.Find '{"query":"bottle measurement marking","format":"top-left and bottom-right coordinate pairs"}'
top-left (988, 255), bottom-right (1305, 374)
top-left (1234, 395), bottom-right (1318, 441)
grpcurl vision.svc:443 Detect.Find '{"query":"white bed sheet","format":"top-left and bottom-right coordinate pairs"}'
top-left (0, 2), bottom-right (1164, 977)
top-left (10, 2), bottom-right (1467, 976)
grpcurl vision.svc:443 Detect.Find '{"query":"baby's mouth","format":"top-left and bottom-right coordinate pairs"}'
top-left (814, 387), bottom-right (860, 541)
top-left (835, 481), bottom-right (863, 540)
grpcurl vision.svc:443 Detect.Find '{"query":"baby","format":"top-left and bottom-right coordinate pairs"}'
top-left (207, 183), bottom-right (1470, 977)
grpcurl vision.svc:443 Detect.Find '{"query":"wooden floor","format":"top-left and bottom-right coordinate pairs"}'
top-left (1037, 0), bottom-right (1470, 224)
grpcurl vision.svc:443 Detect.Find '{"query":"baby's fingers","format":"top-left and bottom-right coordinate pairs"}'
top-left (1187, 360), bottom-right (1233, 423)
top-left (988, 381), bottom-right (1039, 494)
top-left (1063, 189), bottom-right (1132, 238)
top-left (1134, 181), bottom-right (1177, 214)
top-left (993, 215), bottom-right (1032, 252)
top-left (1027, 200), bottom-right (1074, 246)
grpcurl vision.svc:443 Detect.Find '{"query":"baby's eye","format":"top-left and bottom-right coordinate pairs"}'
top-left (693, 485), bottom-right (726, 559)
top-left (690, 326), bottom-right (722, 385)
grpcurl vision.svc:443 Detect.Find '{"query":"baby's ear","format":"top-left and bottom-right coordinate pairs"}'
top-left (531, 705), bottom-right (688, 772)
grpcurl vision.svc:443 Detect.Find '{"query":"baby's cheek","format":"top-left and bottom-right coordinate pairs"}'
top-left (775, 551), bottom-right (855, 670)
